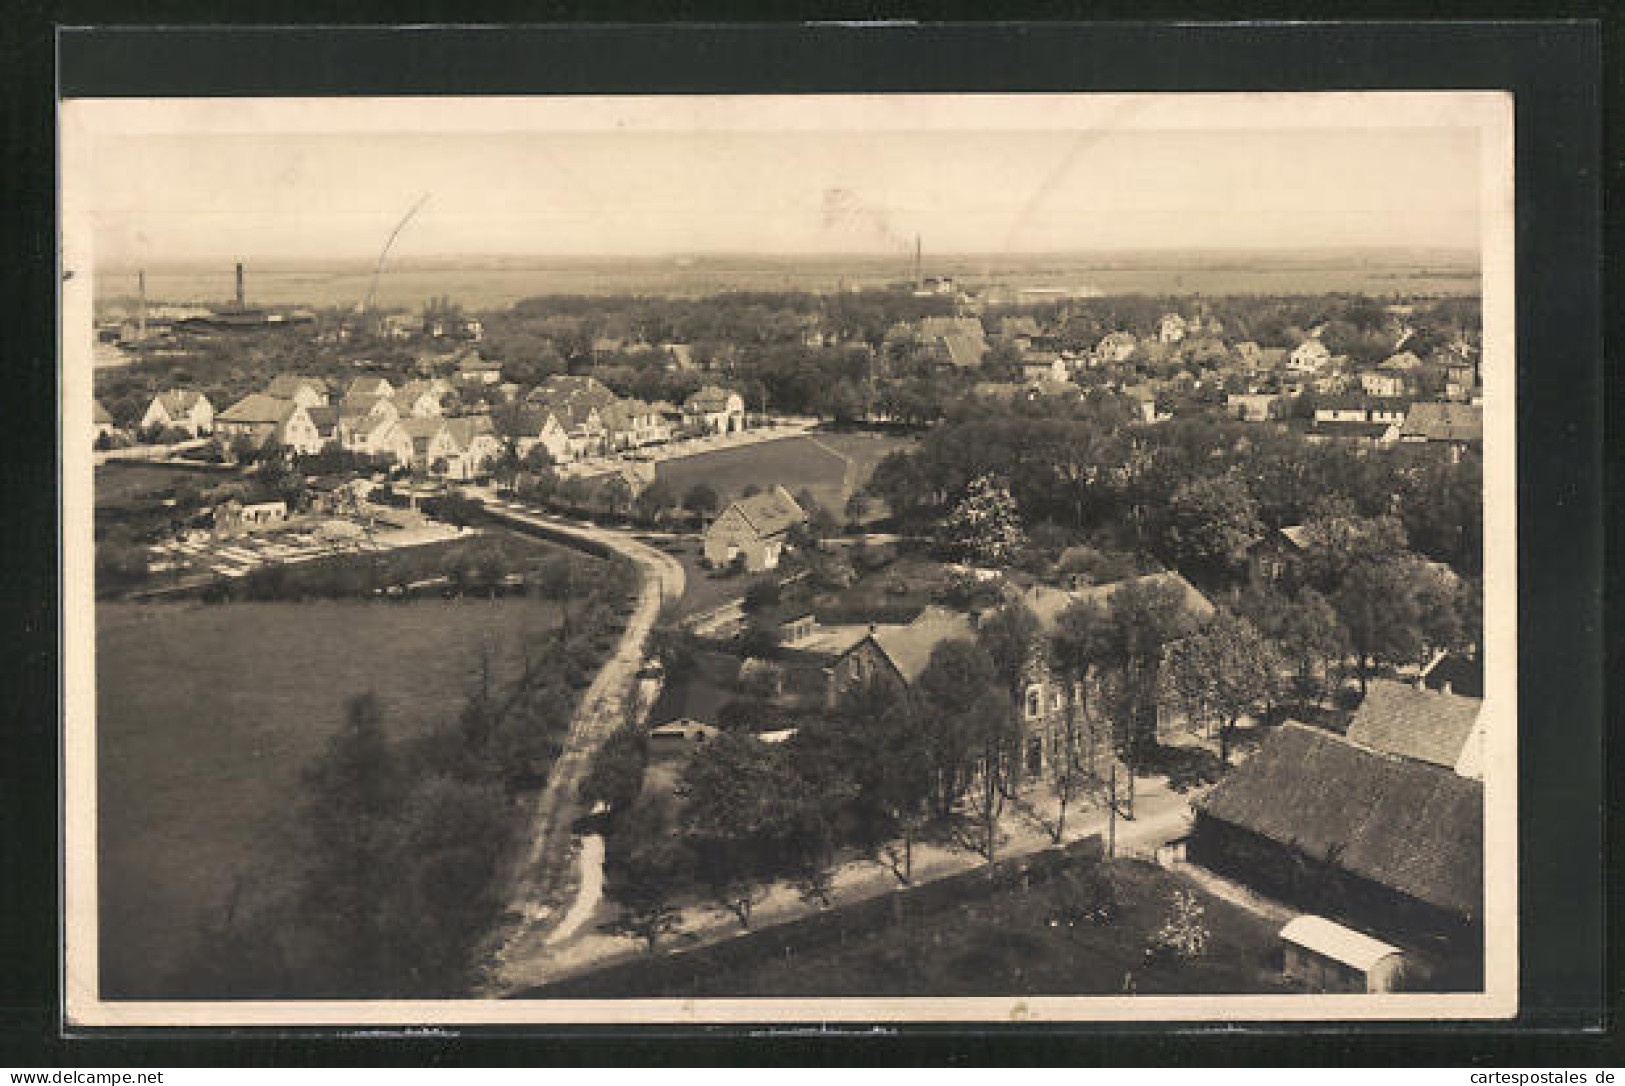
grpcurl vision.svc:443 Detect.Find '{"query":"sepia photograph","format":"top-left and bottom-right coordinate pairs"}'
top-left (60, 90), bottom-right (1517, 1026)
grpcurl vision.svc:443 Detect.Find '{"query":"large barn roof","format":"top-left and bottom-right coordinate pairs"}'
top-left (1196, 722), bottom-right (1483, 919)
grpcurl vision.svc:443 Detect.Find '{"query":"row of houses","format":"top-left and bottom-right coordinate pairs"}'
top-left (124, 368), bottom-right (750, 479)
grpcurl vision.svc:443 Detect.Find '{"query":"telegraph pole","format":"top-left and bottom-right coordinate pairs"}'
top-left (1107, 764), bottom-right (1117, 859)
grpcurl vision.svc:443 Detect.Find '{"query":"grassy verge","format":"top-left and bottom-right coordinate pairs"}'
top-left (541, 851), bottom-right (1291, 998)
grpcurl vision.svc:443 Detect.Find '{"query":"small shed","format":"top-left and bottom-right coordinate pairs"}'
top-left (648, 719), bottom-right (720, 759)
top-left (1279, 915), bottom-right (1409, 993)
top-left (777, 611), bottom-right (818, 644)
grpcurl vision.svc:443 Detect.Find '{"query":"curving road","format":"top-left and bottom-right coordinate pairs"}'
top-left (469, 491), bottom-right (684, 995)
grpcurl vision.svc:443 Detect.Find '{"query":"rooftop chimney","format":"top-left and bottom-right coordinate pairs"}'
top-left (235, 262), bottom-right (245, 309)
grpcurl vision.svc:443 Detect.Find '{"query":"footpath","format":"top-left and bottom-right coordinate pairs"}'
top-left (489, 766), bottom-right (1201, 994)
top-left (469, 493), bottom-right (685, 996)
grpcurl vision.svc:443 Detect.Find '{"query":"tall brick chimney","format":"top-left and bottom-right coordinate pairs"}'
top-left (235, 262), bottom-right (245, 308)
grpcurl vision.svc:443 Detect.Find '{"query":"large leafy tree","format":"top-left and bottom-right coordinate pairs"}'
top-left (1045, 600), bottom-right (1115, 840)
top-left (1274, 588), bottom-right (1350, 707)
top-left (1160, 610), bottom-right (1279, 766)
top-left (1160, 473), bottom-right (1263, 584)
top-left (1102, 578), bottom-right (1201, 762)
top-left (1333, 557), bottom-right (1429, 694)
top-left (942, 474), bottom-right (1026, 567)
top-left (678, 732), bottom-right (826, 927)
top-left (914, 638), bottom-right (1002, 819)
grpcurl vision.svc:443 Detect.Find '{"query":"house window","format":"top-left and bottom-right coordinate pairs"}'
top-left (1027, 735), bottom-right (1044, 776)
top-left (1026, 686), bottom-right (1043, 719)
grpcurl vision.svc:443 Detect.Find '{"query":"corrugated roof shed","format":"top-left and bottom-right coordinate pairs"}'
top-left (1197, 722), bottom-right (1483, 918)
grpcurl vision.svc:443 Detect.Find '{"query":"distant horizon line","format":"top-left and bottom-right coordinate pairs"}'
top-left (96, 244), bottom-right (1482, 273)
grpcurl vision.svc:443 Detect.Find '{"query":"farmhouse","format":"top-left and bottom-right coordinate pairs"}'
top-left (347, 413), bottom-right (415, 465)
top-left (1313, 397), bottom-right (1374, 425)
top-left (703, 485), bottom-right (807, 571)
top-left (601, 398), bottom-right (672, 449)
top-left (826, 606), bottom-right (978, 707)
top-left (1398, 402), bottom-right (1482, 448)
top-left (343, 376), bottom-right (394, 401)
top-left (501, 405), bottom-right (572, 464)
top-left (1188, 722), bottom-right (1483, 980)
top-left (392, 380), bottom-right (446, 419)
top-left (140, 389), bottom-right (215, 436)
top-left (1019, 352), bottom-right (1069, 384)
top-left (1379, 350), bottom-right (1424, 372)
top-left (683, 386), bottom-right (747, 435)
top-left (397, 416), bottom-right (450, 468)
top-left (1094, 331), bottom-right (1138, 364)
top-left (1016, 572), bottom-right (1215, 765)
top-left (1287, 338), bottom-right (1333, 374)
top-left (1345, 678), bottom-right (1483, 780)
top-left (1156, 313), bottom-right (1187, 344)
top-left (215, 394), bottom-right (324, 454)
top-left (338, 396), bottom-right (400, 447)
top-left (456, 352), bottom-right (504, 385)
top-left (92, 399), bottom-right (119, 441)
top-left (1359, 371), bottom-right (1408, 398)
top-left (263, 375), bottom-right (329, 408)
top-left (1226, 392), bottom-right (1281, 423)
top-left (429, 416), bottom-right (501, 480)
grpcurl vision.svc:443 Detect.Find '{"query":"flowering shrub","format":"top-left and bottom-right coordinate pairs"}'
top-left (1145, 889), bottom-right (1210, 963)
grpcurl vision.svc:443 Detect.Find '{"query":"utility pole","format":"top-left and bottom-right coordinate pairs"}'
top-left (1107, 763), bottom-right (1117, 859)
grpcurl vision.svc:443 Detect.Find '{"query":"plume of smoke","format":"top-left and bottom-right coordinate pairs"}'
top-left (820, 188), bottom-right (913, 253)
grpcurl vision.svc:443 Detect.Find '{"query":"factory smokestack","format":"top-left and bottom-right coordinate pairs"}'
top-left (914, 234), bottom-right (922, 291)
top-left (235, 262), bottom-right (245, 309)
top-left (137, 270), bottom-right (147, 341)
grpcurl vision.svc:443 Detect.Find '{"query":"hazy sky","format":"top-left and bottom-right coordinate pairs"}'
top-left (78, 100), bottom-right (1485, 266)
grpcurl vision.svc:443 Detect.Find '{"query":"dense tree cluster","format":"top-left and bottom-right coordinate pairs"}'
top-left (865, 409), bottom-right (1482, 582)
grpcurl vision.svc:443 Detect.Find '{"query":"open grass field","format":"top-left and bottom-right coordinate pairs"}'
top-left (95, 462), bottom-right (237, 510)
top-left (95, 595), bottom-right (566, 997)
top-left (655, 432), bottom-right (916, 518)
top-left (610, 858), bottom-right (1291, 998)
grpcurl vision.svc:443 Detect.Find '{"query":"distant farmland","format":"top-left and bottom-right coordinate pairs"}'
top-left (95, 249), bottom-right (1481, 313)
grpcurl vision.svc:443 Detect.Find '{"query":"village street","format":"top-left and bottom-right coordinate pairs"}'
top-left (490, 762), bottom-right (1201, 995)
top-left (471, 492), bottom-right (685, 995)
